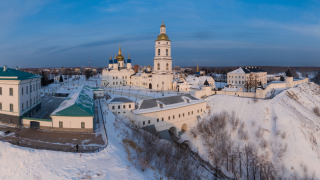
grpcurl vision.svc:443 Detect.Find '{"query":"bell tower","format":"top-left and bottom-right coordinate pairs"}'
top-left (154, 21), bottom-right (172, 73)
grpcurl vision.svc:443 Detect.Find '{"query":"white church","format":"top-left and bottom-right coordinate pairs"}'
top-left (101, 21), bottom-right (173, 91)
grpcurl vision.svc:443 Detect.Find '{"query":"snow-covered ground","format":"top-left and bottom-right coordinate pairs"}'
top-left (182, 82), bottom-right (320, 179)
top-left (0, 101), bottom-right (162, 179)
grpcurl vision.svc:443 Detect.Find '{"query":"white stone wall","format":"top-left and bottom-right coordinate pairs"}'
top-left (134, 102), bottom-right (206, 133)
top-left (108, 102), bottom-right (135, 119)
top-left (51, 116), bottom-right (93, 129)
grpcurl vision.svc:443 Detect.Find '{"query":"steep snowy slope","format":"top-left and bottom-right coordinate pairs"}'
top-left (183, 82), bottom-right (320, 178)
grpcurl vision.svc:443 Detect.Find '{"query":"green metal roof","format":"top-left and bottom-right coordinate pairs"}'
top-left (51, 86), bottom-right (95, 117)
top-left (52, 104), bottom-right (94, 117)
top-left (0, 67), bottom-right (40, 80)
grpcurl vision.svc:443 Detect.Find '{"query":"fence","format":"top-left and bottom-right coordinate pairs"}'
top-left (4, 139), bottom-right (105, 153)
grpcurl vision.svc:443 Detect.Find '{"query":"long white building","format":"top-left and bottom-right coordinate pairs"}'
top-left (0, 66), bottom-right (41, 127)
top-left (101, 21), bottom-right (173, 91)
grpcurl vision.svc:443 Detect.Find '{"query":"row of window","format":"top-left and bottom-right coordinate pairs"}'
top-left (112, 104), bottom-right (132, 110)
top-left (59, 121), bottom-right (86, 128)
top-left (113, 81), bottom-right (127, 85)
top-left (0, 103), bottom-right (14, 112)
top-left (21, 95), bottom-right (40, 111)
top-left (156, 63), bottom-right (169, 70)
top-left (157, 49), bottom-right (169, 56)
top-left (113, 76), bottom-right (128, 80)
top-left (142, 109), bottom-right (203, 126)
top-left (0, 83), bottom-right (40, 96)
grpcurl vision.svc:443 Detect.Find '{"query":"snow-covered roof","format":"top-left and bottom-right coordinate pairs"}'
top-left (51, 86), bottom-right (94, 117)
top-left (228, 67), bottom-right (245, 74)
top-left (109, 97), bottom-right (134, 104)
top-left (185, 75), bottom-right (213, 85)
top-left (133, 94), bottom-right (205, 114)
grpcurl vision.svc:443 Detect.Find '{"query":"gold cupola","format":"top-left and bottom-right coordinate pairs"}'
top-left (116, 46), bottom-right (125, 61)
top-left (157, 21), bottom-right (170, 41)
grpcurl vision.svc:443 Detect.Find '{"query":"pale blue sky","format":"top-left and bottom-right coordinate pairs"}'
top-left (0, 0), bottom-right (320, 68)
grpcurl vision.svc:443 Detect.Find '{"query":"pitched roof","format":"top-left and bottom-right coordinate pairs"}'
top-left (229, 67), bottom-right (266, 74)
top-left (138, 94), bottom-right (198, 110)
top-left (51, 86), bottom-right (94, 117)
top-left (110, 97), bottom-right (134, 103)
top-left (0, 67), bottom-right (40, 80)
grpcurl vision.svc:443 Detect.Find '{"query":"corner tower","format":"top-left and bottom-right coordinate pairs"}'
top-left (154, 21), bottom-right (172, 73)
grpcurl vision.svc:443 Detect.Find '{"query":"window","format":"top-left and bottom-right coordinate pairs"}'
top-left (166, 63), bottom-right (169, 70)
top-left (9, 88), bottom-right (13, 96)
top-left (36, 84), bottom-right (37, 90)
top-left (10, 104), bottom-right (13, 112)
top-left (157, 63), bottom-right (160, 70)
top-left (201, 109), bottom-right (202, 112)
top-left (129, 104), bottom-right (131, 108)
top-left (179, 114), bottom-right (181, 118)
top-left (157, 118), bottom-right (159, 122)
top-left (118, 105), bottom-right (120, 109)
top-left (166, 49), bottom-right (168, 56)
top-left (31, 99), bottom-right (32, 105)
top-left (26, 86), bottom-right (28, 94)
top-left (9, 119), bottom-right (12, 124)
top-left (0, 118), bottom-right (1, 122)
top-left (30, 85), bottom-right (32, 92)
top-left (158, 49), bottom-right (160, 55)
top-left (192, 111), bottom-right (193, 115)
top-left (59, 121), bottom-right (63, 128)
top-left (0, 87), bottom-right (2, 95)
top-left (33, 84), bottom-right (35, 91)
top-left (173, 115), bottom-right (175, 119)
top-left (123, 105), bottom-right (126, 109)
top-left (0, 103), bottom-right (2, 110)
top-left (143, 121), bottom-right (145, 125)
top-left (148, 120), bottom-right (150, 124)
top-left (22, 103), bottom-right (24, 110)
top-left (197, 109), bottom-right (199, 113)
top-left (183, 113), bottom-right (184, 117)
top-left (112, 106), bottom-right (115, 110)
top-left (168, 116), bottom-right (170, 120)
top-left (27, 101), bottom-right (28, 108)
top-left (188, 112), bottom-right (190, 115)
top-left (34, 97), bottom-right (35, 104)
top-left (81, 122), bottom-right (85, 128)
top-left (162, 118), bottom-right (164, 121)
top-left (22, 87), bottom-right (24, 95)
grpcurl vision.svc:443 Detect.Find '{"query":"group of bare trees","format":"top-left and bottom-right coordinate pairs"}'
top-left (189, 111), bottom-right (315, 179)
top-left (114, 118), bottom-right (206, 180)
top-left (244, 73), bottom-right (262, 92)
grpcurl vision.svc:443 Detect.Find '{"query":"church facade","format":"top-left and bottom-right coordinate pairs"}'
top-left (101, 21), bottom-right (173, 91)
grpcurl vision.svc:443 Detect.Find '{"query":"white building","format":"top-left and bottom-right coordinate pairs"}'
top-left (227, 66), bottom-right (267, 88)
top-left (49, 86), bottom-right (95, 132)
top-left (0, 66), bottom-right (41, 127)
top-left (107, 94), bottom-right (206, 139)
top-left (101, 21), bottom-right (174, 91)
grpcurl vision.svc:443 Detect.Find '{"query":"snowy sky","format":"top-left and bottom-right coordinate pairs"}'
top-left (1, 0), bottom-right (320, 68)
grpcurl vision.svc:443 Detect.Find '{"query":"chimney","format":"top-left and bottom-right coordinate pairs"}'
top-left (3, 65), bottom-right (7, 71)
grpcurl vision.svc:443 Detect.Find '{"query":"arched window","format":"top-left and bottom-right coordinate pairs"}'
top-left (157, 63), bottom-right (160, 70)
top-left (166, 63), bottom-right (169, 70)
top-left (166, 49), bottom-right (168, 56)
top-left (158, 49), bottom-right (160, 55)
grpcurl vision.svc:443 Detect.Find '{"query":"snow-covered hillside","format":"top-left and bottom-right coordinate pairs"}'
top-left (0, 107), bottom-right (161, 180)
top-left (183, 82), bottom-right (320, 179)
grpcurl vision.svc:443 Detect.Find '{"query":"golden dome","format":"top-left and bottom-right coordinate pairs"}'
top-left (116, 46), bottom-right (124, 61)
top-left (157, 34), bottom-right (169, 41)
